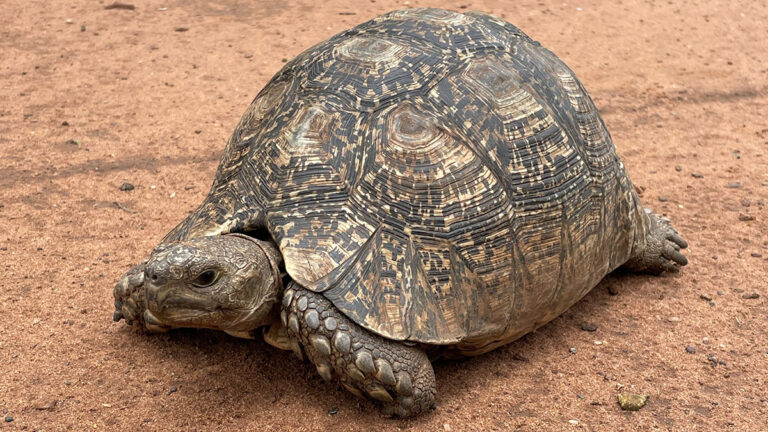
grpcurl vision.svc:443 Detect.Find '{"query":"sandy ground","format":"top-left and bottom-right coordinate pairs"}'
top-left (1, 0), bottom-right (767, 430)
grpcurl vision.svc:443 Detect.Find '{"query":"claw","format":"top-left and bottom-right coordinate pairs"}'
top-left (668, 232), bottom-right (688, 249)
top-left (663, 246), bottom-right (688, 266)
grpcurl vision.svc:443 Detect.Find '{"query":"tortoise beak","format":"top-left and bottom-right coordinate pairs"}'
top-left (145, 281), bottom-right (222, 318)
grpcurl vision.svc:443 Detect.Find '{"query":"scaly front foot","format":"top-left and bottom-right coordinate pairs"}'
top-left (282, 282), bottom-right (436, 417)
top-left (113, 263), bottom-right (148, 326)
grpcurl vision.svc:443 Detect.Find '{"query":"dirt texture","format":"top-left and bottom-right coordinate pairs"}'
top-left (1, 0), bottom-right (766, 431)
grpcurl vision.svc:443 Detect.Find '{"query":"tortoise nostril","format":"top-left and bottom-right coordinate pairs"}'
top-left (145, 266), bottom-right (161, 283)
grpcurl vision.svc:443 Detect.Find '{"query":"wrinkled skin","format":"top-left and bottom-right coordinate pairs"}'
top-left (113, 234), bottom-right (283, 335)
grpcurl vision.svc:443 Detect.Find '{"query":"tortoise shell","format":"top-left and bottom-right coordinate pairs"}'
top-left (165, 8), bottom-right (646, 352)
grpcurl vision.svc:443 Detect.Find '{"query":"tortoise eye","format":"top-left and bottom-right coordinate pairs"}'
top-left (192, 270), bottom-right (218, 288)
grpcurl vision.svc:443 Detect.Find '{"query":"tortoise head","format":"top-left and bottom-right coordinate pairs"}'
top-left (141, 234), bottom-right (283, 334)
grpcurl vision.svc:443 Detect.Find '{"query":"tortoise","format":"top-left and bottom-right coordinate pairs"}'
top-left (113, 8), bottom-right (688, 417)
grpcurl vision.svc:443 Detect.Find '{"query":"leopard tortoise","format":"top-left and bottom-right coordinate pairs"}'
top-left (113, 8), bottom-right (688, 417)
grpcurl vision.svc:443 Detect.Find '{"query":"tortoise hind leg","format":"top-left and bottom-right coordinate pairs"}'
top-left (281, 282), bottom-right (435, 417)
top-left (623, 211), bottom-right (688, 275)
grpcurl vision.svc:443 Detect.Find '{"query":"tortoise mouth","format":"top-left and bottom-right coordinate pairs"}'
top-left (144, 282), bottom-right (269, 331)
top-left (144, 282), bottom-right (228, 327)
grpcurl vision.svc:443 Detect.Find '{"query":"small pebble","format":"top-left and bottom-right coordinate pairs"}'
top-left (328, 406), bottom-right (338, 415)
top-left (607, 285), bottom-right (619, 296)
top-left (685, 346), bottom-right (697, 354)
top-left (105, 2), bottom-right (136, 10)
top-left (742, 293), bottom-right (760, 299)
top-left (762, 181), bottom-right (768, 187)
top-left (726, 182), bottom-right (742, 189)
top-left (175, 27), bottom-right (189, 32)
top-left (668, 316), bottom-right (680, 322)
top-left (700, 294), bottom-right (712, 301)
top-left (569, 347), bottom-right (578, 354)
top-left (738, 213), bottom-right (755, 221)
top-left (751, 252), bottom-right (762, 258)
top-left (717, 290), bottom-right (724, 296)
top-left (568, 419), bottom-right (579, 425)
top-left (675, 165), bottom-right (682, 172)
top-left (709, 301), bottom-right (716, 307)
top-left (658, 196), bottom-right (668, 202)
top-left (618, 393), bottom-right (648, 411)
top-left (168, 386), bottom-right (177, 395)
top-left (741, 198), bottom-right (751, 207)
top-left (119, 182), bottom-right (135, 191)
top-left (5, 416), bottom-right (12, 422)
top-left (580, 323), bottom-right (598, 332)
top-left (691, 172), bottom-right (704, 178)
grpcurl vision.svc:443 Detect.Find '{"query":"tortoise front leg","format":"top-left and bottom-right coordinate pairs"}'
top-left (282, 282), bottom-right (435, 417)
top-left (113, 263), bottom-right (170, 332)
